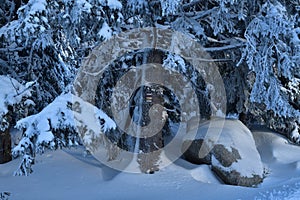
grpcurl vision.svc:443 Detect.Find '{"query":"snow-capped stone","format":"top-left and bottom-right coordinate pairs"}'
top-left (182, 118), bottom-right (264, 187)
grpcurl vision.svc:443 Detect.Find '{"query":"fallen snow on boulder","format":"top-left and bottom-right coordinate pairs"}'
top-left (183, 118), bottom-right (264, 186)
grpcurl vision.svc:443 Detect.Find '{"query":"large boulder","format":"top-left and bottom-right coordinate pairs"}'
top-left (182, 118), bottom-right (264, 187)
top-left (182, 139), bottom-right (211, 164)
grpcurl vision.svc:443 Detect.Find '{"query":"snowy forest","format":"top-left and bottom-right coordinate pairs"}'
top-left (1, 0), bottom-right (300, 197)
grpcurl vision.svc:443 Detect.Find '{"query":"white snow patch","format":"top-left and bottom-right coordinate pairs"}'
top-left (98, 22), bottom-right (112, 40)
top-left (14, 93), bottom-right (116, 152)
top-left (0, 76), bottom-right (32, 116)
top-left (216, 109), bottom-right (225, 117)
top-left (107, 0), bottom-right (122, 10)
top-left (226, 113), bottom-right (239, 119)
top-left (190, 165), bottom-right (220, 184)
top-left (161, 0), bottom-right (181, 16)
top-left (76, 0), bottom-right (92, 13)
top-left (163, 54), bottom-right (187, 73)
top-left (291, 123), bottom-right (300, 143)
top-left (28, 0), bottom-right (47, 15)
top-left (253, 130), bottom-right (300, 164)
top-left (37, 131), bottom-right (54, 145)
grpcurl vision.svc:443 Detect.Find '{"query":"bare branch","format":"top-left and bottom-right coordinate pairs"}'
top-left (203, 43), bottom-right (246, 52)
top-left (9, 77), bottom-right (20, 96)
top-left (183, 57), bottom-right (233, 62)
top-left (0, 47), bottom-right (27, 52)
top-left (170, 7), bottom-right (217, 20)
top-left (13, 81), bottom-right (37, 98)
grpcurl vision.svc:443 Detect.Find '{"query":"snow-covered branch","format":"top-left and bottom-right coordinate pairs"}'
top-left (13, 93), bottom-right (116, 175)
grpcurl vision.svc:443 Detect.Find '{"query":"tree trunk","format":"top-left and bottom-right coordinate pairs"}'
top-left (0, 128), bottom-right (12, 164)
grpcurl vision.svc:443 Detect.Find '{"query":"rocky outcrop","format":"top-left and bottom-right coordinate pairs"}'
top-left (182, 118), bottom-right (264, 187)
top-left (182, 139), bottom-right (211, 164)
top-left (211, 143), bottom-right (263, 187)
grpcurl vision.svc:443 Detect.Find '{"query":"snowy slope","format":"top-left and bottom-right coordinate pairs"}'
top-left (1, 128), bottom-right (300, 200)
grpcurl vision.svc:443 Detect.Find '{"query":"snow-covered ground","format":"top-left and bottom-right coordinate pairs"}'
top-left (1, 128), bottom-right (300, 200)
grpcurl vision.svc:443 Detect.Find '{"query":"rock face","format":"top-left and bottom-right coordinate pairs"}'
top-left (211, 143), bottom-right (263, 187)
top-left (182, 139), bottom-right (211, 164)
top-left (182, 118), bottom-right (264, 187)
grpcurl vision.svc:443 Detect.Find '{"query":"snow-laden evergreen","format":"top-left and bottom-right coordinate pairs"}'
top-left (0, 0), bottom-right (74, 111)
top-left (13, 93), bottom-right (116, 175)
top-left (0, 0), bottom-right (300, 177)
top-left (240, 2), bottom-right (300, 118)
top-left (0, 75), bottom-right (33, 132)
top-left (237, 2), bottom-right (300, 140)
top-left (0, 0), bottom-right (123, 111)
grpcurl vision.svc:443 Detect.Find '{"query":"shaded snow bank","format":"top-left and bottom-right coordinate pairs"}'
top-left (1, 131), bottom-right (300, 200)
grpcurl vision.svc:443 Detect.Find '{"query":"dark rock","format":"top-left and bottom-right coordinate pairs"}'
top-left (212, 144), bottom-right (241, 167)
top-left (182, 139), bottom-right (211, 164)
top-left (212, 166), bottom-right (263, 187)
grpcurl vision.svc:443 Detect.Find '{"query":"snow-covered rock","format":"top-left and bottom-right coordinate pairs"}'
top-left (182, 118), bottom-right (264, 187)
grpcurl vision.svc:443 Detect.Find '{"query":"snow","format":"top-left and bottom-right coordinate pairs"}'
top-left (36, 131), bottom-right (54, 145)
top-left (15, 95), bottom-right (67, 141)
top-left (291, 124), bottom-right (300, 143)
top-left (97, 110), bottom-right (116, 129)
top-left (107, 0), bottom-right (122, 10)
top-left (190, 165), bottom-right (220, 184)
top-left (213, 120), bottom-right (263, 177)
top-left (161, 0), bottom-right (181, 16)
top-left (15, 93), bottom-right (115, 141)
top-left (241, 2), bottom-right (300, 120)
top-left (98, 0), bottom-right (122, 10)
top-left (12, 93), bottom-right (116, 171)
top-left (252, 128), bottom-right (300, 165)
top-left (185, 119), bottom-right (264, 177)
top-left (76, 0), bottom-right (92, 13)
top-left (163, 53), bottom-right (187, 73)
top-left (2, 127), bottom-right (300, 199)
top-left (16, 93), bottom-right (114, 132)
top-left (98, 22), bottom-right (112, 40)
top-left (28, 0), bottom-right (47, 15)
top-left (215, 120), bottom-right (264, 177)
top-left (0, 76), bottom-right (32, 117)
